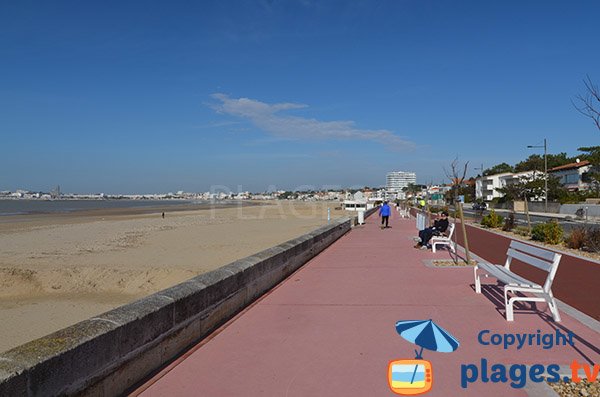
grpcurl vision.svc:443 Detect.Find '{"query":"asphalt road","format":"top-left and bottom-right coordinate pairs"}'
top-left (460, 207), bottom-right (599, 233)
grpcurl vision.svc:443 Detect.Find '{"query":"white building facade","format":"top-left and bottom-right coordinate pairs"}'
top-left (476, 161), bottom-right (596, 202)
top-left (475, 173), bottom-right (510, 201)
top-left (475, 171), bottom-right (536, 201)
top-left (548, 160), bottom-right (592, 191)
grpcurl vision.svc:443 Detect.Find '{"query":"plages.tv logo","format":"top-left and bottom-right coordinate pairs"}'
top-left (388, 319), bottom-right (460, 395)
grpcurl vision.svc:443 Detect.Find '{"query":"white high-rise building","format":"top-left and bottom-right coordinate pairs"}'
top-left (386, 171), bottom-right (417, 192)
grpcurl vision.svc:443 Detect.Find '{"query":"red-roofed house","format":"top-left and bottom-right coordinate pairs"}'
top-left (548, 160), bottom-right (592, 191)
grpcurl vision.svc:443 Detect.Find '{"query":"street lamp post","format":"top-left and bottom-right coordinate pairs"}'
top-left (527, 138), bottom-right (548, 213)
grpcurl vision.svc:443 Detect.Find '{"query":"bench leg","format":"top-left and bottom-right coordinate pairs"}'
top-left (504, 287), bottom-right (514, 321)
top-left (548, 299), bottom-right (561, 322)
top-left (506, 296), bottom-right (515, 321)
top-left (431, 241), bottom-right (453, 253)
top-left (546, 292), bottom-right (561, 322)
top-left (474, 267), bottom-right (481, 294)
top-left (505, 288), bottom-right (560, 322)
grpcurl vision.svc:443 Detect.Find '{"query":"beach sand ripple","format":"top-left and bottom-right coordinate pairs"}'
top-left (0, 201), bottom-right (346, 351)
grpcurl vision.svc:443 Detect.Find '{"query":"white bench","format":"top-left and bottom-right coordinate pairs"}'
top-left (398, 207), bottom-right (410, 218)
top-left (431, 223), bottom-right (456, 253)
top-left (474, 240), bottom-right (562, 322)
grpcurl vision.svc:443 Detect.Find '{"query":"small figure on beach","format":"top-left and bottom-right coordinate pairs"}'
top-left (162, 212), bottom-right (165, 219)
top-left (379, 201), bottom-right (391, 229)
top-left (414, 211), bottom-right (449, 249)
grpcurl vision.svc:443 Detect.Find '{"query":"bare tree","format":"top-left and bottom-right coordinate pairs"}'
top-left (573, 75), bottom-right (600, 131)
top-left (443, 157), bottom-right (471, 265)
top-left (444, 156), bottom-right (469, 202)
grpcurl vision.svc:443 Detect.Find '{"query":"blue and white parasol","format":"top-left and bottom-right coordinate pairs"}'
top-left (395, 319), bottom-right (459, 357)
top-left (395, 319), bottom-right (459, 384)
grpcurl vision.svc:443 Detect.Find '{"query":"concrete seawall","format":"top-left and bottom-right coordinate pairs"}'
top-left (0, 213), bottom-right (373, 396)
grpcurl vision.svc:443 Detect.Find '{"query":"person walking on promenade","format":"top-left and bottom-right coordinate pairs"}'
top-left (379, 201), bottom-right (391, 229)
top-left (414, 211), bottom-right (449, 249)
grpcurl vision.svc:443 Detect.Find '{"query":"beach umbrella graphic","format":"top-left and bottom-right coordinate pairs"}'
top-left (395, 319), bottom-right (459, 385)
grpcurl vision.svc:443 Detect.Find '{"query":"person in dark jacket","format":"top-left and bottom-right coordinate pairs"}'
top-left (379, 201), bottom-right (391, 228)
top-left (414, 211), bottom-right (449, 249)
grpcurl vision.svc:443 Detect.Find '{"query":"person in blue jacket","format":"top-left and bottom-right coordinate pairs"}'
top-left (379, 201), bottom-right (391, 229)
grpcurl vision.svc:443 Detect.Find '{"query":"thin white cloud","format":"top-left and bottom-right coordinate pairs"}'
top-left (192, 120), bottom-right (243, 129)
top-left (210, 93), bottom-right (415, 150)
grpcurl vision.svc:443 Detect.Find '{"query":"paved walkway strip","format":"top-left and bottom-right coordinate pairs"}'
top-left (134, 211), bottom-right (600, 396)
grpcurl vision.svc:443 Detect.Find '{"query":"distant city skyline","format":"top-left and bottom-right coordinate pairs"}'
top-left (2, 182), bottom-right (401, 196)
top-left (2, 1), bottom-right (599, 194)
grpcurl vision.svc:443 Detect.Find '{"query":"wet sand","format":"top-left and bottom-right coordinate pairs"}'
top-left (0, 201), bottom-right (347, 352)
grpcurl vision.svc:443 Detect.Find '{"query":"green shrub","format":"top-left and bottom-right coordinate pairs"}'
top-left (545, 221), bottom-right (564, 245)
top-left (530, 224), bottom-right (545, 241)
top-left (502, 212), bottom-right (515, 231)
top-left (566, 227), bottom-right (587, 250)
top-left (481, 210), bottom-right (504, 229)
top-left (531, 220), bottom-right (564, 245)
top-left (586, 228), bottom-right (600, 252)
top-left (514, 226), bottom-right (530, 237)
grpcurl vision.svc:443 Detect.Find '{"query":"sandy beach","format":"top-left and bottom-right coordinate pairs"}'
top-left (0, 201), bottom-right (347, 352)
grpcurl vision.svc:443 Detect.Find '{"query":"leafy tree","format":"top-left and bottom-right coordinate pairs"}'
top-left (483, 163), bottom-right (514, 176)
top-left (514, 153), bottom-right (575, 173)
top-left (547, 153), bottom-right (578, 169)
top-left (514, 154), bottom-right (544, 173)
top-left (402, 183), bottom-right (422, 195)
top-left (577, 146), bottom-right (600, 165)
top-left (278, 191), bottom-right (296, 199)
top-left (456, 181), bottom-right (476, 203)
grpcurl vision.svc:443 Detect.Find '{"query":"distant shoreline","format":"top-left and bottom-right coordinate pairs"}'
top-left (0, 199), bottom-right (263, 217)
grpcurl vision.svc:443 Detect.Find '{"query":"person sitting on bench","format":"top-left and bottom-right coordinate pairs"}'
top-left (414, 211), bottom-right (449, 249)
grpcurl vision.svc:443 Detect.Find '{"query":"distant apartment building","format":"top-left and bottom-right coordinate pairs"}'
top-left (475, 171), bottom-right (536, 201)
top-left (476, 161), bottom-right (595, 202)
top-left (385, 171), bottom-right (417, 199)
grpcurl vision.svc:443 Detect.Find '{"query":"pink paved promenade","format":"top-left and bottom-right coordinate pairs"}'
top-left (134, 211), bottom-right (600, 396)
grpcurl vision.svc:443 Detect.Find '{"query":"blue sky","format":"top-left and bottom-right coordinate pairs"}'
top-left (2, 0), bottom-right (599, 194)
